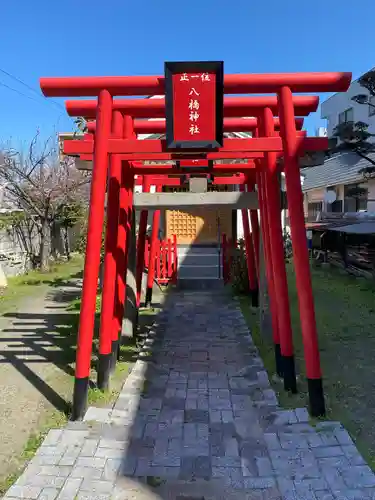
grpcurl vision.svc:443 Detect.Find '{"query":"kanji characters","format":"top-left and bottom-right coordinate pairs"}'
top-left (189, 99), bottom-right (200, 110)
top-left (179, 72), bottom-right (210, 82)
top-left (189, 111), bottom-right (199, 122)
top-left (178, 71), bottom-right (211, 136)
top-left (189, 124), bottom-right (200, 135)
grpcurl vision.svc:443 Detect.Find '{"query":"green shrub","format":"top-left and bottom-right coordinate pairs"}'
top-left (229, 239), bottom-right (250, 295)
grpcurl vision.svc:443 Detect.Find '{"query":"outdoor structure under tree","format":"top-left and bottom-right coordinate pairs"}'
top-left (40, 65), bottom-right (351, 421)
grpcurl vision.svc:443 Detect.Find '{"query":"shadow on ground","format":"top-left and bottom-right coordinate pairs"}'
top-left (0, 278), bottom-right (83, 415)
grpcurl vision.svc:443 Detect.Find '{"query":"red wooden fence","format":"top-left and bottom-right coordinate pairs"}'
top-left (145, 235), bottom-right (178, 285)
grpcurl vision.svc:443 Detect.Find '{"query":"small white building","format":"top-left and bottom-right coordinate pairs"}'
top-left (303, 67), bottom-right (375, 219)
top-left (321, 68), bottom-right (375, 138)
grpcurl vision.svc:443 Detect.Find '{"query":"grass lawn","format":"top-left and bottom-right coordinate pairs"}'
top-left (0, 254), bottom-right (84, 314)
top-left (239, 262), bottom-right (375, 469)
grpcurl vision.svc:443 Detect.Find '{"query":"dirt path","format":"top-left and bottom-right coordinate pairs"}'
top-left (0, 280), bottom-right (81, 483)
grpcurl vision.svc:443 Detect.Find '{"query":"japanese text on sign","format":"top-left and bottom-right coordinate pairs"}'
top-left (179, 73), bottom-right (211, 136)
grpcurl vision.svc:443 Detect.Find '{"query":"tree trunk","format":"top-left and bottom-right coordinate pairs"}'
top-left (50, 222), bottom-right (59, 259)
top-left (39, 219), bottom-right (50, 271)
top-left (63, 226), bottom-right (71, 260)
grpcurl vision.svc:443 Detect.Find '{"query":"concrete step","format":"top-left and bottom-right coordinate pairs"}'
top-left (177, 245), bottom-right (220, 257)
top-left (176, 245), bottom-right (223, 288)
top-left (178, 254), bottom-right (221, 267)
top-left (176, 278), bottom-right (224, 291)
top-left (178, 265), bottom-right (222, 279)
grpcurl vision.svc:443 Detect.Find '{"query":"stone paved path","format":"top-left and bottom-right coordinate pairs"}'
top-left (5, 291), bottom-right (375, 499)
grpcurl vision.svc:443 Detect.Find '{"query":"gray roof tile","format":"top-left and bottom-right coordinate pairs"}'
top-left (301, 152), bottom-right (375, 191)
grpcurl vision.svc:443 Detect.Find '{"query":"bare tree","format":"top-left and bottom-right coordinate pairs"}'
top-left (0, 132), bottom-right (90, 270)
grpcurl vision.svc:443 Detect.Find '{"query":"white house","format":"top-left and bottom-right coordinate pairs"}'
top-left (303, 67), bottom-right (375, 218)
top-left (321, 68), bottom-right (375, 138)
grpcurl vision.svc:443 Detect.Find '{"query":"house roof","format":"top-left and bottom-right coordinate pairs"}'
top-left (329, 221), bottom-right (375, 234)
top-left (301, 152), bottom-right (375, 191)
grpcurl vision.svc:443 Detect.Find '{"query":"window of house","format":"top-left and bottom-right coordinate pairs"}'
top-left (331, 200), bottom-right (343, 213)
top-left (326, 187), bottom-right (342, 213)
top-left (369, 95), bottom-right (375, 117)
top-left (344, 183), bottom-right (368, 212)
top-left (339, 107), bottom-right (354, 124)
top-left (307, 202), bottom-right (323, 218)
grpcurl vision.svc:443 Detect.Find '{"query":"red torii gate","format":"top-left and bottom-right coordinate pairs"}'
top-left (68, 99), bottom-right (319, 318)
top-left (40, 69), bottom-right (351, 421)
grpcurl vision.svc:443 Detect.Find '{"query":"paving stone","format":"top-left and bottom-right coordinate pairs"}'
top-left (184, 409), bottom-right (209, 423)
top-left (21, 466), bottom-right (57, 479)
top-left (164, 396), bottom-right (186, 409)
top-left (80, 480), bottom-right (114, 494)
top-left (102, 459), bottom-right (122, 481)
top-left (279, 432), bottom-right (309, 450)
top-left (71, 466), bottom-right (103, 480)
top-left (341, 465), bottom-right (375, 488)
top-left (121, 455), bottom-right (137, 476)
top-left (43, 430), bottom-right (64, 447)
top-left (152, 452), bottom-right (181, 467)
top-left (212, 466), bottom-right (244, 489)
top-left (95, 447), bottom-right (124, 459)
top-left (59, 446), bottom-right (82, 466)
top-left (84, 407), bottom-right (111, 423)
top-left (133, 458), bottom-right (152, 476)
top-left (56, 478), bottom-right (82, 499)
top-left (76, 457), bottom-right (106, 469)
top-left (334, 428), bottom-right (355, 446)
top-left (27, 476), bottom-right (66, 488)
top-left (277, 477), bottom-right (297, 496)
top-left (159, 409), bottom-right (184, 424)
top-left (314, 446), bottom-right (345, 458)
top-left (224, 437), bottom-right (239, 456)
top-left (317, 456), bottom-right (350, 469)
top-left (273, 410), bottom-right (298, 426)
top-left (209, 409), bottom-right (222, 423)
top-left (6, 485), bottom-right (42, 499)
top-left (322, 467), bottom-right (347, 491)
top-left (98, 439), bottom-right (127, 450)
top-left (294, 477), bottom-right (329, 492)
top-left (212, 456), bottom-right (241, 468)
top-left (38, 488), bottom-right (60, 500)
top-left (76, 493), bottom-right (111, 500)
top-left (341, 445), bottom-right (366, 465)
top-left (33, 454), bottom-right (63, 466)
top-left (244, 477), bottom-right (276, 489)
top-left (314, 491), bottom-right (335, 500)
top-left (294, 407), bottom-right (309, 423)
top-left (264, 433), bottom-right (281, 450)
top-left (256, 456), bottom-right (273, 476)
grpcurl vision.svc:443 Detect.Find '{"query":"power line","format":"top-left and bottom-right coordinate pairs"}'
top-left (0, 80), bottom-right (66, 128)
top-left (0, 67), bottom-right (65, 111)
top-left (0, 81), bottom-right (45, 105)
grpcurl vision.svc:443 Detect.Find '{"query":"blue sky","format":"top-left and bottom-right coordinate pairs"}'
top-left (1, 0), bottom-right (374, 148)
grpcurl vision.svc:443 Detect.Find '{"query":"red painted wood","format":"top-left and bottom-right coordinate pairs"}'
top-left (87, 117), bottom-right (304, 134)
top-left (41, 72), bottom-right (351, 97)
top-left (65, 95), bottom-right (318, 119)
